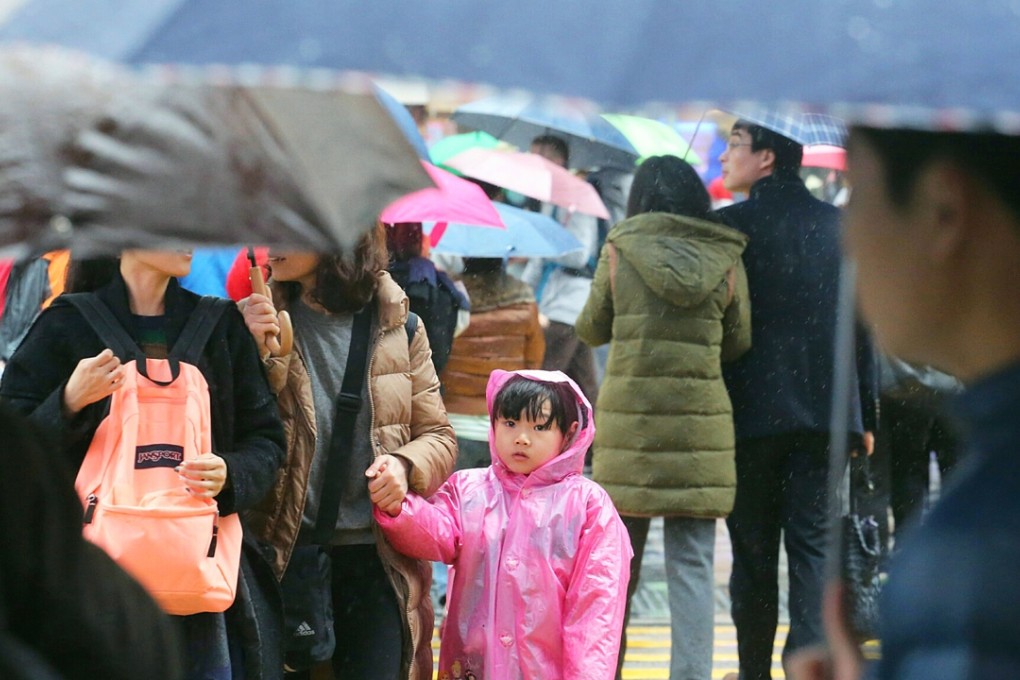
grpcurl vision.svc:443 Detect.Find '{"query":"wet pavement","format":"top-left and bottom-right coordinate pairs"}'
top-left (621, 518), bottom-right (789, 679)
top-left (628, 517), bottom-right (789, 624)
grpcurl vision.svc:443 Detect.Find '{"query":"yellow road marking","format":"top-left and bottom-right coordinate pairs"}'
top-left (431, 623), bottom-right (794, 679)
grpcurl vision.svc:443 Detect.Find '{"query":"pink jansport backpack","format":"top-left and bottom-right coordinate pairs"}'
top-left (64, 293), bottom-right (242, 616)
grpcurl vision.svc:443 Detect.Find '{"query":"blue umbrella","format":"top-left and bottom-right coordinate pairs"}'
top-left (1, 0), bottom-right (1018, 132)
top-left (451, 92), bottom-right (638, 170)
top-left (427, 203), bottom-right (582, 259)
top-left (374, 83), bottom-right (430, 160)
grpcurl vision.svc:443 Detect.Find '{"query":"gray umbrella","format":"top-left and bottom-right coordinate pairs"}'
top-left (451, 92), bottom-right (639, 170)
top-left (0, 45), bottom-right (432, 256)
top-left (61, 83), bottom-right (431, 255)
top-left (0, 45), bottom-right (130, 256)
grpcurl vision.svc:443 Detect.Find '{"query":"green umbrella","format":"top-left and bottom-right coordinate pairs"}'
top-left (601, 114), bottom-right (702, 165)
top-left (429, 131), bottom-right (514, 174)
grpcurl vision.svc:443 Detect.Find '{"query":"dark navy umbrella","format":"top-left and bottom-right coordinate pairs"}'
top-left (2, 0), bottom-right (1019, 131)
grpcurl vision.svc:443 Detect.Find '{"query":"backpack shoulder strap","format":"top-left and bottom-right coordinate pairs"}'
top-left (170, 296), bottom-right (231, 365)
top-left (404, 311), bottom-right (418, 346)
top-left (61, 293), bottom-right (143, 362)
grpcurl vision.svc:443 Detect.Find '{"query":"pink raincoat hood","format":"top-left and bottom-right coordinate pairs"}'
top-left (376, 369), bottom-right (631, 680)
top-left (485, 368), bottom-right (595, 487)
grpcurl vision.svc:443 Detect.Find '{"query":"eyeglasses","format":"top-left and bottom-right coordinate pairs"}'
top-left (726, 141), bottom-right (754, 152)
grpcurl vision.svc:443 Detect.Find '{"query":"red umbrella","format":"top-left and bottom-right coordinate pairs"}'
top-left (443, 147), bottom-right (610, 219)
top-left (380, 160), bottom-right (504, 227)
top-left (803, 144), bottom-right (847, 171)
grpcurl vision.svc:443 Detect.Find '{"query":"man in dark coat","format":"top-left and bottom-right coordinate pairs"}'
top-left (717, 121), bottom-right (877, 680)
top-left (789, 127), bottom-right (1020, 680)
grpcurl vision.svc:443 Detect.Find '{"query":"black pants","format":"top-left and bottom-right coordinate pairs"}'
top-left (871, 397), bottom-right (959, 548)
top-left (453, 436), bottom-right (491, 471)
top-left (288, 544), bottom-right (403, 680)
top-left (726, 433), bottom-right (830, 680)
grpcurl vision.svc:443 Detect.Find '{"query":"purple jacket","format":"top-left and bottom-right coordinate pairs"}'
top-left (376, 369), bottom-right (631, 680)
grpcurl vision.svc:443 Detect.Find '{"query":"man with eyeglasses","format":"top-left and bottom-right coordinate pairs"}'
top-left (717, 122), bottom-right (877, 680)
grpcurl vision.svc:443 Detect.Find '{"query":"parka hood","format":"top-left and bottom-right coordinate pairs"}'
top-left (609, 212), bottom-right (748, 308)
top-left (485, 369), bottom-right (595, 485)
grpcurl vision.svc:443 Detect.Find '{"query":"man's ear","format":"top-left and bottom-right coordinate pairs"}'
top-left (757, 147), bottom-right (776, 176)
top-left (913, 161), bottom-right (971, 264)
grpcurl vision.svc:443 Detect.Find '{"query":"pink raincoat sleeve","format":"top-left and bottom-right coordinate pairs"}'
top-left (562, 491), bottom-right (633, 680)
top-left (374, 479), bottom-right (463, 565)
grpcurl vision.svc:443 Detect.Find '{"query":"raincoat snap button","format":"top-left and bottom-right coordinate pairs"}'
top-left (499, 632), bottom-right (513, 647)
top-left (505, 556), bottom-right (519, 570)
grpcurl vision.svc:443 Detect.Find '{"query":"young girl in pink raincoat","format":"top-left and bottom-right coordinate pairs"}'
top-left (372, 369), bottom-right (632, 680)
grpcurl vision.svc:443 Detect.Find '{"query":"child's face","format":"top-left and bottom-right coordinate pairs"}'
top-left (493, 399), bottom-right (577, 475)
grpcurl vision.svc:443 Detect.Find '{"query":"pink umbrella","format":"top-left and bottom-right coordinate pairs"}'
top-left (380, 160), bottom-right (505, 227)
top-left (802, 144), bottom-right (846, 171)
top-left (443, 147), bottom-right (610, 219)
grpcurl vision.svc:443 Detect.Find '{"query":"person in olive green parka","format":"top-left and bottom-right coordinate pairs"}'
top-left (576, 156), bottom-right (750, 680)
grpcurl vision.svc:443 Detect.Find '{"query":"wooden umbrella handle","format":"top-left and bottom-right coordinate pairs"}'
top-left (249, 265), bottom-right (293, 357)
top-left (276, 310), bottom-right (293, 356)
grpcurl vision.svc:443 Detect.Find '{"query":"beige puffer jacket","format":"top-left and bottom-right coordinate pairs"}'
top-left (247, 271), bottom-right (457, 680)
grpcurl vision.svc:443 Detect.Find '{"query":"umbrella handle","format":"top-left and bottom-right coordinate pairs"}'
top-left (249, 265), bottom-right (293, 357)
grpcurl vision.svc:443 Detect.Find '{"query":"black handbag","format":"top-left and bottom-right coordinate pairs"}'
top-left (280, 307), bottom-right (372, 672)
top-left (281, 545), bottom-right (335, 672)
top-left (840, 455), bottom-right (884, 642)
top-left (878, 354), bottom-right (963, 406)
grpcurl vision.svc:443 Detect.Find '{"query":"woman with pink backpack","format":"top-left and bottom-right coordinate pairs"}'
top-left (1, 250), bottom-right (287, 680)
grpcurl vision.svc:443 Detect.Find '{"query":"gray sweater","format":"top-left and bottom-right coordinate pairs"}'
top-left (290, 300), bottom-right (375, 545)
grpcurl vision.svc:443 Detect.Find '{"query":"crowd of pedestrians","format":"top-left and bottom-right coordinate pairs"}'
top-left (1, 110), bottom-right (1017, 680)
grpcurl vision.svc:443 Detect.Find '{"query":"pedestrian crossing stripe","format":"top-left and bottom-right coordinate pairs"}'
top-left (431, 624), bottom-right (792, 679)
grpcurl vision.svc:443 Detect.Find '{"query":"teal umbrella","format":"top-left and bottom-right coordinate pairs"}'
top-left (602, 114), bottom-right (702, 165)
top-left (428, 131), bottom-right (513, 175)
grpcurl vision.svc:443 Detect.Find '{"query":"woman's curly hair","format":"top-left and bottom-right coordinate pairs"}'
top-left (276, 222), bottom-right (387, 314)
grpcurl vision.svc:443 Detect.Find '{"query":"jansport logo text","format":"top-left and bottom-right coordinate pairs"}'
top-left (136, 443), bottom-right (185, 469)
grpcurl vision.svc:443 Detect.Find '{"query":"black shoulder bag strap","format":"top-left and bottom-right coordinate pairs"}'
top-left (312, 305), bottom-right (374, 545)
top-left (404, 311), bottom-right (418, 346)
top-left (62, 293), bottom-right (145, 364)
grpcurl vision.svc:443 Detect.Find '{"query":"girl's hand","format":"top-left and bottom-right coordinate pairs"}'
top-left (240, 293), bottom-right (280, 359)
top-left (366, 454), bottom-right (409, 516)
top-left (177, 453), bottom-right (229, 498)
top-left (63, 349), bottom-right (125, 415)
